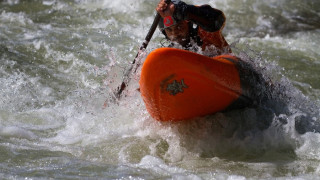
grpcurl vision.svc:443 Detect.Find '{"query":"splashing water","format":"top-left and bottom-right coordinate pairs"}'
top-left (0, 0), bottom-right (320, 179)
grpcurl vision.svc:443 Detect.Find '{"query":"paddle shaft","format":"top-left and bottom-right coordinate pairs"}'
top-left (115, 0), bottom-right (171, 98)
top-left (132, 13), bottom-right (161, 65)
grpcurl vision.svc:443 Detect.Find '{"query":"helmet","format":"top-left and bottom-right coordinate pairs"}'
top-left (158, 0), bottom-right (182, 31)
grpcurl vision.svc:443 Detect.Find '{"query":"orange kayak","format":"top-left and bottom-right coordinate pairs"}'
top-left (139, 47), bottom-right (257, 121)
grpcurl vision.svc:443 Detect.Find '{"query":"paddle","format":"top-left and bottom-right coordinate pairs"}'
top-left (114, 0), bottom-right (171, 99)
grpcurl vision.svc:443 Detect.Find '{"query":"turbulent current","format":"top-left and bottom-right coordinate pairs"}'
top-left (0, 0), bottom-right (320, 179)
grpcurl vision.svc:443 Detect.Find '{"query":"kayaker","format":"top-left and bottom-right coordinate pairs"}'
top-left (156, 0), bottom-right (231, 56)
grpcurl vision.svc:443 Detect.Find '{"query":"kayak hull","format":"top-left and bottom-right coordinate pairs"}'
top-left (140, 48), bottom-right (249, 121)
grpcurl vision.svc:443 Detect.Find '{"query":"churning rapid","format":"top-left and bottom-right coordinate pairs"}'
top-left (0, 0), bottom-right (320, 179)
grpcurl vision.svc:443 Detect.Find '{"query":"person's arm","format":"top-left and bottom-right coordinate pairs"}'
top-left (173, 1), bottom-right (226, 32)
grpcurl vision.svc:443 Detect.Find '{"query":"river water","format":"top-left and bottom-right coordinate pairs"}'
top-left (0, 0), bottom-right (320, 179)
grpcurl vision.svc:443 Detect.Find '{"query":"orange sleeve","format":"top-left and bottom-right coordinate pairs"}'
top-left (197, 11), bottom-right (232, 55)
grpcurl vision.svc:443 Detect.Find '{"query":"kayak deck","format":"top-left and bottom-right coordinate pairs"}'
top-left (139, 48), bottom-right (245, 121)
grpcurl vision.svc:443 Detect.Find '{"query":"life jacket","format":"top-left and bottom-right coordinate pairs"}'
top-left (189, 14), bottom-right (231, 55)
